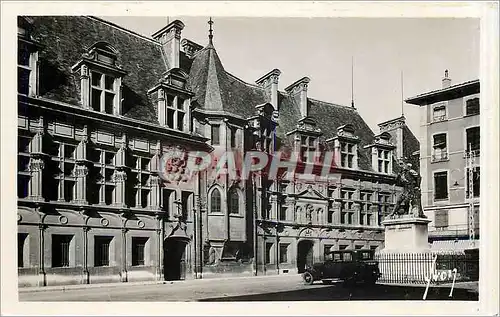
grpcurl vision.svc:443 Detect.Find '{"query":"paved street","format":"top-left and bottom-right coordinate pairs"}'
top-left (19, 275), bottom-right (478, 302)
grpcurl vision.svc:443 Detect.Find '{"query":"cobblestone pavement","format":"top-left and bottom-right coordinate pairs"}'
top-left (19, 275), bottom-right (478, 302)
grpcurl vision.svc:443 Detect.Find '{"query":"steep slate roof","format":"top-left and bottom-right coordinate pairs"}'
top-left (29, 16), bottom-right (166, 123)
top-left (275, 95), bottom-right (376, 171)
top-left (187, 42), bottom-right (267, 118)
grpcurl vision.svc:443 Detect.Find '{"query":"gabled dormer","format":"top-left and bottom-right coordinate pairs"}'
top-left (286, 116), bottom-right (322, 163)
top-left (327, 124), bottom-right (360, 169)
top-left (71, 42), bottom-right (128, 115)
top-left (18, 16), bottom-right (42, 97)
top-left (364, 131), bottom-right (396, 174)
top-left (147, 67), bottom-right (194, 133)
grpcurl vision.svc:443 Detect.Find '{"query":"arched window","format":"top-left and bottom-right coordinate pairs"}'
top-left (210, 188), bottom-right (221, 213)
top-left (228, 188), bottom-right (240, 214)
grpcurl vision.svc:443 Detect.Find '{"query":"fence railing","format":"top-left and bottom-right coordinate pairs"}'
top-left (374, 251), bottom-right (479, 285)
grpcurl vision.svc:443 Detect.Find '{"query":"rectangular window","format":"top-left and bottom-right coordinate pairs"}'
top-left (432, 105), bottom-right (446, 122)
top-left (279, 206), bottom-right (287, 221)
top-left (18, 42), bottom-right (33, 95)
top-left (354, 245), bottom-right (363, 250)
top-left (279, 244), bottom-right (288, 263)
top-left (18, 233), bottom-right (28, 268)
top-left (91, 71), bottom-right (115, 114)
top-left (370, 245), bottom-right (378, 251)
top-left (52, 235), bottom-right (73, 267)
top-left (339, 244), bottom-right (348, 250)
top-left (466, 127), bottom-right (480, 153)
top-left (94, 236), bottom-right (113, 267)
top-left (340, 142), bottom-right (355, 168)
top-left (132, 237), bottom-right (148, 266)
top-left (230, 128), bottom-right (237, 148)
top-left (433, 133), bottom-right (448, 161)
top-left (465, 97), bottom-right (480, 116)
top-left (63, 180), bottom-right (75, 202)
top-left (324, 245), bottom-right (333, 257)
top-left (300, 135), bottom-right (316, 163)
top-left (265, 243), bottom-right (273, 264)
top-left (434, 171), bottom-right (448, 200)
top-left (377, 149), bottom-right (391, 173)
top-left (211, 125), bottom-right (220, 145)
top-left (466, 167), bottom-right (480, 198)
top-left (434, 209), bottom-right (449, 228)
top-left (18, 175), bottom-right (29, 198)
top-left (105, 186), bottom-right (114, 205)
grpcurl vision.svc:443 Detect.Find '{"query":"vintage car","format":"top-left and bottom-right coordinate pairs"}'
top-left (302, 249), bottom-right (382, 286)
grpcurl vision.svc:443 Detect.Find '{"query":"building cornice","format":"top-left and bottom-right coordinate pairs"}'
top-left (405, 80), bottom-right (479, 106)
top-left (19, 95), bottom-right (212, 150)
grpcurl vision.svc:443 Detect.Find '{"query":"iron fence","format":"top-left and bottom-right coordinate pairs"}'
top-left (374, 250), bottom-right (479, 285)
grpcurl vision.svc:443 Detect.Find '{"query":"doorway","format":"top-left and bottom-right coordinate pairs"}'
top-left (164, 238), bottom-right (187, 281)
top-left (297, 240), bottom-right (314, 273)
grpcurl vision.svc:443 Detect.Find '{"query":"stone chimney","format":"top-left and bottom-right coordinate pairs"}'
top-left (285, 77), bottom-right (310, 118)
top-left (181, 39), bottom-right (203, 59)
top-left (378, 116), bottom-right (406, 160)
top-left (442, 69), bottom-right (452, 88)
top-left (255, 69), bottom-right (281, 110)
top-left (152, 20), bottom-right (185, 70)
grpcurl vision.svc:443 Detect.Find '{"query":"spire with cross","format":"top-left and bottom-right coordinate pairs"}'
top-left (208, 17), bottom-right (214, 44)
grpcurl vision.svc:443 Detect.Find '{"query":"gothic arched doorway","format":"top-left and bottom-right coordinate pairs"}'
top-left (164, 238), bottom-right (188, 281)
top-left (297, 240), bottom-right (314, 273)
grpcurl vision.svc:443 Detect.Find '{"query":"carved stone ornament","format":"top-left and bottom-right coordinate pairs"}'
top-left (101, 218), bottom-right (109, 227)
top-left (59, 216), bottom-right (68, 225)
top-left (28, 159), bottom-right (45, 172)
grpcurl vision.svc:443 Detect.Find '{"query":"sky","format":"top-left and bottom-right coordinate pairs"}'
top-left (102, 16), bottom-right (479, 136)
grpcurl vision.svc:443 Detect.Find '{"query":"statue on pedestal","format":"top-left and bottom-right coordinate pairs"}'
top-left (388, 160), bottom-right (426, 219)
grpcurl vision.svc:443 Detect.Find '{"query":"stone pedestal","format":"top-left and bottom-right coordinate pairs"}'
top-left (381, 216), bottom-right (432, 252)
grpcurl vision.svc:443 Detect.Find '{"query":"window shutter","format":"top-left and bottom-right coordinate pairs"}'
top-left (434, 209), bottom-right (449, 228)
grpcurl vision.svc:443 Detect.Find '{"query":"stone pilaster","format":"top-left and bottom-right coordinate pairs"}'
top-left (333, 201), bottom-right (342, 224)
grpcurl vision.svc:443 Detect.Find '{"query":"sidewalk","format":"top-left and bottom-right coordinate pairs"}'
top-left (378, 281), bottom-right (479, 293)
top-left (19, 273), bottom-right (301, 293)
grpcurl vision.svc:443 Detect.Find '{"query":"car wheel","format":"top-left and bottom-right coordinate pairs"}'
top-left (303, 272), bottom-right (314, 285)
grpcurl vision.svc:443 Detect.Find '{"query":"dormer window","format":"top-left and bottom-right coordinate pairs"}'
top-left (365, 132), bottom-right (395, 174)
top-left (340, 142), bottom-right (355, 168)
top-left (300, 135), bottom-right (317, 163)
top-left (18, 17), bottom-right (40, 96)
top-left (377, 149), bottom-right (391, 173)
top-left (148, 68), bottom-right (193, 132)
top-left (328, 124), bottom-right (360, 169)
top-left (91, 71), bottom-right (116, 114)
top-left (71, 42), bottom-right (127, 115)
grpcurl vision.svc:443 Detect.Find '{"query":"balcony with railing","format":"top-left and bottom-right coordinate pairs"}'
top-left (431, 151), bottom-right (449, 162)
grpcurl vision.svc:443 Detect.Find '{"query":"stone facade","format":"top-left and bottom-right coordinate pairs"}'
top-left (406, 71), bottom-right (480, 247)
top-left (16, 16), bottom-right (419, 287)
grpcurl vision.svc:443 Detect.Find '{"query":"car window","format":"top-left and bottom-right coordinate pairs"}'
top-left (342, 253), bottom-right (352, 262)
top-left (361, 252), bottom-right (371, 260)
top-left (324, 253), bottom-right (333, 261)
top-left (333, 253), bottom-right (341, 261)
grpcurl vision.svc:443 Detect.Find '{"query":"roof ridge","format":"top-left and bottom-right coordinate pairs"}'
top-left (308, 96), bottom-right (354, 109)
top-left (225, 71), bottom-right (266, 90)
top-left (86, 16), bottom-right (160, 45)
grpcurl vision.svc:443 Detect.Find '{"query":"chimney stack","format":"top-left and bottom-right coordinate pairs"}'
top-left (152, 19), bottom-right (185, 70)
top-left (285, 77), bottom-right (310, 118)
top-left (256, 69), bottom-right (281, 110)
top-left (181, 39), bottom-right (203, 59)
top-left (442, 69), bottom-right (452, 88)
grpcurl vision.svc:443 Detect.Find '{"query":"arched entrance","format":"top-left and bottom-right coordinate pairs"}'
top-left (164, 238), bottom-right (187, 281)
top-left (297, 240), bottom-right (314, 273)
